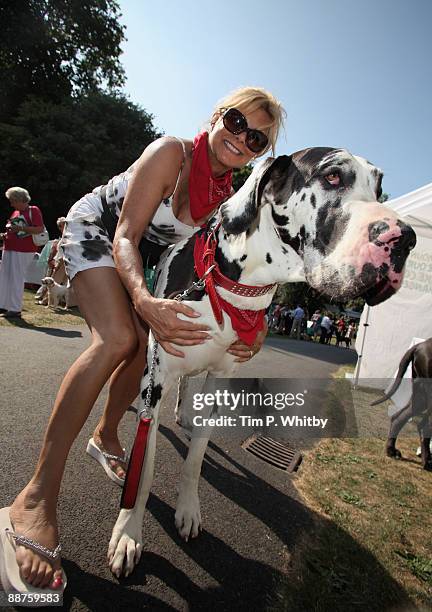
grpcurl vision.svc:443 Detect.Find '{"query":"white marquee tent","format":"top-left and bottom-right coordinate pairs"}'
top-left (354, 182), bottom-right (432, 387)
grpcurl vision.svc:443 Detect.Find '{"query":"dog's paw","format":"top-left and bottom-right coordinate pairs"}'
top-left (107, 509), bottom-right (143, 578)
top-left (175, 491), bottom-right (202, 542)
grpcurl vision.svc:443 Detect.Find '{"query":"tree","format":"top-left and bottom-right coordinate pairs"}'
top-left (275, 282), bottom-right (328, 315)
top-left (0, 0), bottom-right (126, 120)
top-left (0, 92), bottom-right (162, 235)
top-left (275, 281), bottom-right (364, 315)
top-left (232, 164), bottom-right (253, 192)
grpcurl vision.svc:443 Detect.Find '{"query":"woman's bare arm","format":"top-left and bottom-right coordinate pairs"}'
top-left (113, 137), bottom-right (210, 356)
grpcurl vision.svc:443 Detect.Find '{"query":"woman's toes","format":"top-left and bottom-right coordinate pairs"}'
top-left (109, 459), bottom-right (125, 479)
top-left (27, 560), bottom-right (40, 585)
top-left (33, 566), bottom-right (48, 588)
top-left (16, 547), bottom-right (37, 582)
top-left (20, 561), bottom-right (32, 582)
top-left (50, 570), bottom-right (64, 590)
top-left (40, 564), bottom-right (55, 588)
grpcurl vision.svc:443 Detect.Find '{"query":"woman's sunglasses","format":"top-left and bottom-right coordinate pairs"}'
top-left (221, 107), bottom-right (269, 154)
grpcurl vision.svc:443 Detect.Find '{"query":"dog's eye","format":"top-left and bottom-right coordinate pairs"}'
top-left (325, 172), bottom-right (340, 186)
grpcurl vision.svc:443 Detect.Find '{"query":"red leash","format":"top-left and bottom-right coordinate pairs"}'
top-left (120, 342), bottom-right (160, 510)
top-left (121, 418), bottom-right (151, 509)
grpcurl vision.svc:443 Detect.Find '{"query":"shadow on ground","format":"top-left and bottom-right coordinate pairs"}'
top-left (0, 319), bottom-right (83, 337)
top-left (267, 336), bottom-right (358, 367)
top-left (5, 424), bottom-right (416, 612)
top-left (98, 425), bottom-right (413, 612)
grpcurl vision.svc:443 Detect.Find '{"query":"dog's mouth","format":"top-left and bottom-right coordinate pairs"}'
top-left (305, 259), bottom-right (405, 307)
top-left (357, 261), bottom-right (405, 306)
top-left (361, 277), bottom-right (397, 306)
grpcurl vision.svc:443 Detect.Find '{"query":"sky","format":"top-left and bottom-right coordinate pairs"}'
top-left (117, 0), bottom-right (431, 199)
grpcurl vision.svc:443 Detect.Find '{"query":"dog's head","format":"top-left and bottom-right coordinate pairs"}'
top-left (41, 277), bottom-right (55, 287)
top-left (221, 148), bottom-right (416, 305)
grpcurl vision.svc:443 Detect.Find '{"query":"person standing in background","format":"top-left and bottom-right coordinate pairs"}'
top-left (311, 309), bottom-right (322, 341)
top-left (0, 187), bottom-right (44, 318)
top-left (290, 304), bottom-right (305, 340)
top-left (319, 312), bottom-right (332, 344)
top-left (345, 320), bottom-right (356, 348)
top-left (335, 316), bottom-right (346, 347)
top-left (47, 217), bottom-right (67, 277)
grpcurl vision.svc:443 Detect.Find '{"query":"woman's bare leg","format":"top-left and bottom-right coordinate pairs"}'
top-left (9, 267), bottom-right (138, 588)
top-left (92, 311), bottom-right (149, 479)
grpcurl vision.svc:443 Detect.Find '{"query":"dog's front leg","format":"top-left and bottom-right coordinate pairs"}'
top-left (175, 430), bottom-right (212, 541)
top-left (175, 377), bottom-right (216, 541)
top-left (108, 404), bottom-right (160, 577)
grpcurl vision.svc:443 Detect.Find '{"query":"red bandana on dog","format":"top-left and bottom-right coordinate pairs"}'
top-left (189, 132), bottom-right (233, 223)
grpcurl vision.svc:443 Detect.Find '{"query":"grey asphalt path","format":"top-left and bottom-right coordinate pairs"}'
top-left (0, 324), bottom-right (356, 610)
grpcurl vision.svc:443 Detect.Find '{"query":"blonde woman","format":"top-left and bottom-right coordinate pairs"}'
top-left (0, 87), bottom-right (285, 593)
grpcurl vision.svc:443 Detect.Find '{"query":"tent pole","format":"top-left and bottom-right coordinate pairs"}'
top-left (353, 305), bottom-right (371, 388)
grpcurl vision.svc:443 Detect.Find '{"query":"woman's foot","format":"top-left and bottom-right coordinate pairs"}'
top-left (92, 429), bottom-right (127, 480)
top-left (8, 487), bottom-right (63, 589)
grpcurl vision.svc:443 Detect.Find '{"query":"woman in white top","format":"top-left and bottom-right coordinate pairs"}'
top-left (4, 87), bottom-right (285, 591)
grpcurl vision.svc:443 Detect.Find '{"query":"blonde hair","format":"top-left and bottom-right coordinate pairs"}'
top-left (213, 86), bottom-right (286, 156)
top-left (5, 186), bottom-right (31, 203)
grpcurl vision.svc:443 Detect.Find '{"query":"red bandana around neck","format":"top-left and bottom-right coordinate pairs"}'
top-left (189, 131), bottom-right (233, 223)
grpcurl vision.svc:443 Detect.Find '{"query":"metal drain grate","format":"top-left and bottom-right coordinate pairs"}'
top-left (242, 435), bottom-right (302, 472)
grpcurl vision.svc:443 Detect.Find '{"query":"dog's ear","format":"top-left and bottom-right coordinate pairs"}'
top-left (221, 155), bottom-right (292, 235)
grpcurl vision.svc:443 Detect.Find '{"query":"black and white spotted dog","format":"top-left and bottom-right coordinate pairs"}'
top-left (107, 147), bottom-right (416, 577)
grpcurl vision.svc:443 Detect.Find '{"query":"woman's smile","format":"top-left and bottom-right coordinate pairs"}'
top-left (223, 138), bottom-right (242, 156)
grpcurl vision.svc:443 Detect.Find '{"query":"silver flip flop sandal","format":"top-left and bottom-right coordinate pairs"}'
top-left (0, 507), bottom-right (67, 600)
top-left (86, 437), bottom-right (128, 487)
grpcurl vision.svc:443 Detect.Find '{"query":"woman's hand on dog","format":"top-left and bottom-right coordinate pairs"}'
top-left (137, 296), bottom-right (211, 357)
top-left (228, 320), bottom-right (268, 363)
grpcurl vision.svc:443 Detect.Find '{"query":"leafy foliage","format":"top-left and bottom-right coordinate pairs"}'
top-left (275, 282), bottom-right (364, 316)
top-left (378, 192), bottom-right (389, 203)
top-left (232, 164), bottom-right (253, 192)
top-left (275, 282), bottom-right (328, 314)
top-left (0, 0), bottom-right (126, 120)
top-left (0, 93), bottom-right (162, 235)
top-left (0, 2), bottom-right (163, 237)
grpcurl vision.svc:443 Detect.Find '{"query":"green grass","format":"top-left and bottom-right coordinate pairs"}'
top-left (0, 288), bottom-right (85, 327)
top-left (272, 365), bottom-right (432, 610)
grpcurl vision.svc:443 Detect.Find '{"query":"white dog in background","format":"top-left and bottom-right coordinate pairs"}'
top-left (40, 276), bottom-right (71, 309)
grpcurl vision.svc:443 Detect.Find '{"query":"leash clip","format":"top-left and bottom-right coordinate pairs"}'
top-left (196, 263), bottom-right (216, 286)
top-left (174, 264), bottom-right (216, 300)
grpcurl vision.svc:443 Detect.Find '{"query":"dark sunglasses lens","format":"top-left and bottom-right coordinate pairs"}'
top-left (246, 130), bottom-right (268, 153)
top-left (223, 108), bottom-right (247, 134)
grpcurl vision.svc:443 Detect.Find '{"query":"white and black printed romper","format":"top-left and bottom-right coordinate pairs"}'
top-left (59, 138), bottom-right (200, 282)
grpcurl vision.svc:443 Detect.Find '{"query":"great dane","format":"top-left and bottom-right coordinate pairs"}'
top-left (371, 338), bottom-right (432, 469)
top-left (107, 147), bottom-right (416, 577)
